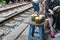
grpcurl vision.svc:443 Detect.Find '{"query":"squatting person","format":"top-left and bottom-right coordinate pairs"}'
top-left (45, 0), bottom-right (60, 37)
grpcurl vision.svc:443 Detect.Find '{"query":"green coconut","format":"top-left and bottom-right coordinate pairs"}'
top-left (35, 17), bottom-right (42, 24)
top-left (35, 15), bottom-right (45, 24)
top-left (31, 14), bottom-right (37, 21)
top-left (39, 15), bottom-right (45, 22)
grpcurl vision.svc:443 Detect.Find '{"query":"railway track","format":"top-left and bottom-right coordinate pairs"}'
top-left (1, 2), bottom-right (60, 40)
top-left (0, 3), bottom-right (32, 26)
top-left (0, 3), bottom-right (33, 40)
top-left (0, 2), bottom-right (30, 12)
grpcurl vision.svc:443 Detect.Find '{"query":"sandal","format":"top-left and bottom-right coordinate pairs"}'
top-left (50, 31), bottom-right (55, 38)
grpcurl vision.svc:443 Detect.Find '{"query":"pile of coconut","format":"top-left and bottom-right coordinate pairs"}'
top-left (31, 14), bottom-right (45, 24)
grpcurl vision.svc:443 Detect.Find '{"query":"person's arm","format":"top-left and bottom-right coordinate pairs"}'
top-left (41, 0), bottom-right (46, 14)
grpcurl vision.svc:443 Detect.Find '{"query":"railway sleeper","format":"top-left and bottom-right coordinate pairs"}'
top-left (3, 23), bottom-right (28, 40)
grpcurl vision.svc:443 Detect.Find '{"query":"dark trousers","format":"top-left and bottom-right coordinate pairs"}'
top-left (53, 12), bottom-right (60, 30)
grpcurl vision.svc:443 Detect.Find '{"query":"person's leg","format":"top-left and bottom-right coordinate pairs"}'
top-left (48, 18), bottom-right (53, 31)
top-left (44, 19), bottom-right (49, 30)
top-left (31, 2), bottom-right (35, 14)
top-left (44, 13), bottom-right (50, 30)
top-left (45, 13), bottom-right (54, 31)
top-left (35, 3), bottom-right (39, 15)
top-left (52, 15), bottom-right (55, 27)
top-left (45, 17), bottom-right (54, 38)
top-left (44, 13), bottom-right (54, 34)
top-left (32, 2), bottom-right (39, 14)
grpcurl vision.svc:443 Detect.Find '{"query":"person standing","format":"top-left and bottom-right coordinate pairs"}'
top-left (32, 0), bottom-right (40, 15)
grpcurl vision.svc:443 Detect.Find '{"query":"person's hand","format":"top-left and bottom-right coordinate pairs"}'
top-left (53, 6), bottom-right (59, 11)
top-left (48, 9), bottom-right (54, 15)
